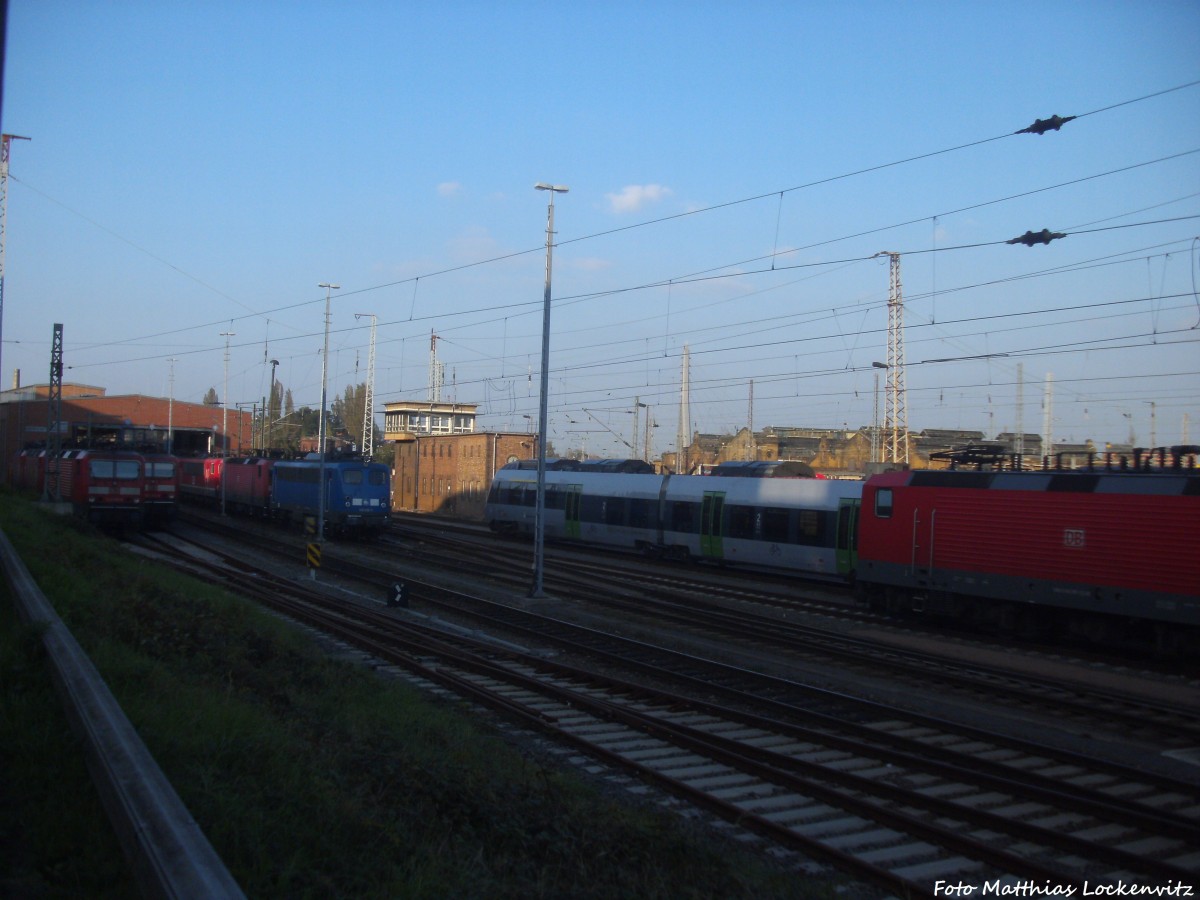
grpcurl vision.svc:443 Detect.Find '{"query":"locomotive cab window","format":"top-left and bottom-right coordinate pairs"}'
top-left (875, 488), bottom-right (893, 518)
top-left (91, 460), bottom-right (141, 480)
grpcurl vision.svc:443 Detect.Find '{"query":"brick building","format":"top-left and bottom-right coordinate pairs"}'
top-left (391, 432), bottom-right (533, 518)
top-left (0, 383), bottom-right (254, 482)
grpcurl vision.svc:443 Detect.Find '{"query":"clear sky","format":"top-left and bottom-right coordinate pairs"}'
top-left (3, 1), bottom-right (1198, 459)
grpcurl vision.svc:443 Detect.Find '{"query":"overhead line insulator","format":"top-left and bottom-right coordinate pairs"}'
top-left (1015, 114), bottom-right (1077, 135)
top-left (1006, 228), bottom-right (1066, 247)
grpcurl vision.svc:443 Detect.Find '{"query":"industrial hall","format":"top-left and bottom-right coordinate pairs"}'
top-left (0, 380), bottom-right (254, 483)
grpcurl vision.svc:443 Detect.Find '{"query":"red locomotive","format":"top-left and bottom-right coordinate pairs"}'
top-left (855, 468), bottom-right (1200, 652)
top-left (222, 456), bottom-right (274, 516)
top-left (12, 448), bottom-right (48, 494)
top-left (142, 454), bottom-right (180, 525)
top-left (178, 456), bottom-right (224, 505)
top-left (12, 448), bottom-right (149, 528)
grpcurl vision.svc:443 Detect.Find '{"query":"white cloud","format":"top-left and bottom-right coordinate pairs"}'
top-left (437, 181), bottom-right (464, 197)
top-left (605, 184), bottom-right (671, 214)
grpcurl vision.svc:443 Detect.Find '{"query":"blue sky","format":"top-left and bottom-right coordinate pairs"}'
top-left (3, 1), bottom-right (1198, 458)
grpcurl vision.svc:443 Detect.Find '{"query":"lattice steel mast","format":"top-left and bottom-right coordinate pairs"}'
top-left (355, 313), bottom-right (376, 458)
top-left (44, 323), bottom-right (63, 500)
top-left (428, 331), bottom-right (444, 402)
top-left (878, 251), bottom-right (909, 465)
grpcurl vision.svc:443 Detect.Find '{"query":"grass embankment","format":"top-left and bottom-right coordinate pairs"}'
top-left (0, 494), bottom-right (831, 899)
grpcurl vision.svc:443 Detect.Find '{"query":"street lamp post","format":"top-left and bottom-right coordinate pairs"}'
top-left (317, 282), bottom-right (340, 545)
top-left (531, 182), bottom-right (568, 599)
top-left (220, 330), bottom-right (235, 515)
top-left (872, 361), bottom-right (887, 465)
top-left (268, 358), bottom-right (279, 454)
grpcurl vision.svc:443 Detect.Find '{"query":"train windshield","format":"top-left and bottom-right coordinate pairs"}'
top-left (90, 460), bottom-right (141, 480)
top-left (148, 462), bottom-right (175, 478)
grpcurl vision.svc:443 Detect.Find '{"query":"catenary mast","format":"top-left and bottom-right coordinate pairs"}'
top-left (356, 314), bottom-right (376, 458)
top-left (878, 252), bottom-right (909, 465)
top-left (677, 345), bottom-right (690, 473)
top-left (0, 134), bottom-right (31, 391)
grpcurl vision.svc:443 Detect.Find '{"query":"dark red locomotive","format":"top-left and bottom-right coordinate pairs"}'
top-left (142, 453), bottom-right (180, 525)
top-left (178, 457), bottom-right (224, 505)
top-left (855, 468), bottom-right (1200, 651)
top-left (222, 457), bottom-right (274, 517)
top-left (11, 448), bottom-right (149, 528)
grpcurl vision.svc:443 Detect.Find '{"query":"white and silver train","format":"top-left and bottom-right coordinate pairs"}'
top-left (484, 461), bottom-right (864, 579)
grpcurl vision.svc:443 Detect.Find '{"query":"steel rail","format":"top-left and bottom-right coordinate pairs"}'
top-left (145, 532), bottom-right (1199, 891)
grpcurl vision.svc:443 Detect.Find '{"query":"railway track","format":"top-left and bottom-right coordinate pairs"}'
top-left (144, 525), bottom-right (1200, 899)
top-left (384, 517), bottom-right (1200, 748)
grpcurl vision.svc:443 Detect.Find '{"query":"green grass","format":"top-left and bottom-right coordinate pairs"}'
top-left (0, 493), bottom-right (836, 899)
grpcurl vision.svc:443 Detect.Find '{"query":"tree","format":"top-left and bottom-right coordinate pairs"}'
top-left (330, 382), bottom-right (380, 453)
top-left (276, 389), bottom-right (300, 454)
top-left (203, 387), bottom-right (219, 407)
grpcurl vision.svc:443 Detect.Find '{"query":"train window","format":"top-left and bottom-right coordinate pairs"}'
top-left (90, 460), bottom-right (141, 480)
top-left (797, 509), bottom-right (822, 544)
top-left (369, 469), bottom-right (387, 485)
top-left (727, 505), bottom-right (755, 540)
top-left (343, 469), bottom-right (363, 485)
top-left (875, 489), bottom-right (893, 518)
top-left (628, 499), bottom-right (654, 528)
top-left (604, 498), bottom-right (626, 525)
top-left (670, 501), bottom-right (696, 532)
top-left (579, 495), bottom-right (604, 523)
top-left (762, 508), bottom-right (790, 543)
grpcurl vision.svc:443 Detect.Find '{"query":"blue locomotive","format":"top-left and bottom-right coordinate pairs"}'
top-left (271, 457), bottom-right (392, 536)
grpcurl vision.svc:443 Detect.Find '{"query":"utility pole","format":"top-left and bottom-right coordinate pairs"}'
top-left (317, 283), bottom-right (339, 544)
top-left (1015, 362), bottom-right (1025, 467)
top-left (356, 314), bottom-right (377, 458)
top-left (643, 404), bottom-right (652, 462)
top-left (168, 357), bottom-right (178, 454)
top-left (1043, 373), bottom-right (1054, 462)
top-left (0, 134), bottom-right (30, 394)
top-left (747, 380), bottom-right (755, 461)
top-left (632, 396), bottom-right (640, 459)
top-left (268, 358), bottom-right (279, 454)
top-left (677, 345), bottom-right (690, 474)
top-left (531, 182), bottom-right (568, 599)
top-left (877, 252), bottom-right (909, 465)
top-left (428, 331), bottom-right (444, 402)
top-left (871, 369), bottom-right (881, 464)
top-left (220, 330), bottom-right (234, 514)
top-left (44, 324), bottom-right (63, 501)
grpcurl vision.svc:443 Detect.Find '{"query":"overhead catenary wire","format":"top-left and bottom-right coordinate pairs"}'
top-left (14, 80), bottom-right (1194, 440)
top-left (19, 80), bottom-right (1200, 361)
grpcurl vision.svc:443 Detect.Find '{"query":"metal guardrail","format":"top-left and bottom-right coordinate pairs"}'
top-left (0, 528), bottom-right (245, 899)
